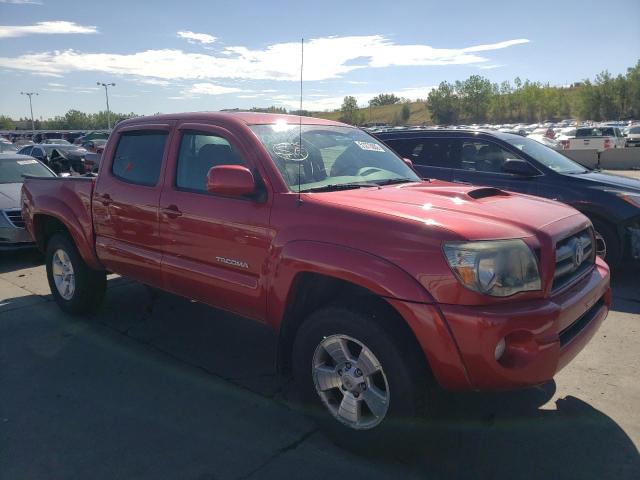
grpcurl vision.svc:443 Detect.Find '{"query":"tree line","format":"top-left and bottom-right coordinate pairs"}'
top-left (337, 60), bottom-right (640, 126)
top-left (425, 61), bottom-right (640, 125)
top-left (0, 109), bottom-right (138, 131)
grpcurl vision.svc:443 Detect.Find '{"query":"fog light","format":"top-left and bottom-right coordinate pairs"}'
top-left (495, 338), bottom-right (506, 361)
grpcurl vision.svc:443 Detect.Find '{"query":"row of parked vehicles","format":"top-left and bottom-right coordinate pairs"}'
top-left (0, 131), bottom-right (108, 175)
top-left (2, 112), bottom-right (639, 447)
top-left (366, 120), bottom-right (640, 152)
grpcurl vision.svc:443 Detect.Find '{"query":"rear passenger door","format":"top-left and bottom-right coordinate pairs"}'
top-left (93, 124), bottom-right (172, 287)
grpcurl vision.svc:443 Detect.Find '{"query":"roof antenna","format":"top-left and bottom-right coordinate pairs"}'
top-left (297, 37), bottom-right (304, 206)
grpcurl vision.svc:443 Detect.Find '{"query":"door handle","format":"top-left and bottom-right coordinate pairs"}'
top-left (163, 204), bottom-right (182, 219)
top-left (98, 193), bottom-right (112, 206)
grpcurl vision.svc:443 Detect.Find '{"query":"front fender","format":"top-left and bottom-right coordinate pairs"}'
top-left (267, 240), bottom-right (472, 390)
top-left (266, 240), bottom-right (434, 328)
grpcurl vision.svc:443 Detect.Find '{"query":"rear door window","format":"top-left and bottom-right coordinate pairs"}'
top-left (112, 132), bottom-right (168, 186)
top-left (387, 138), bottom-right (460, 168)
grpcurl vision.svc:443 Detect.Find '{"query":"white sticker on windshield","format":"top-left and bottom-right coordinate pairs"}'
top-left (355, 141), bottom-right (385, 152)
top-left (17, 160), bottom-right (38, 165)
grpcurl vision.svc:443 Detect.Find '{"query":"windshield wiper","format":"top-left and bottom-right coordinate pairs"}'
top-left (375, 178), bottom-right (418, 186)
top-left (300, 182), bottom-right (380, 193)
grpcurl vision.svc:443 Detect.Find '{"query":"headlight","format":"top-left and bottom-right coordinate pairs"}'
top-left (443, 239), bottom-right (541, 297)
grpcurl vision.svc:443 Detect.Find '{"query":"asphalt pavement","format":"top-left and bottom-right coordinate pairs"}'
top-left (1, 250), bottom-right (639, 480)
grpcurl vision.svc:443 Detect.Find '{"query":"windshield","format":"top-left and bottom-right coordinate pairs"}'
top-left (505, 135), bottom-right (587, 174)
top-left (629, 126), bottom-right (640, 134)
top-left (250, 124), bottom-right (420, 192)
top-left (0, 157), bottom-right (55, 183)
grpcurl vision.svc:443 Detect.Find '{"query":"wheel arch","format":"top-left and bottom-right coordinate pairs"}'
top-left (32, 211), bottom-right (102, 270)
top-left (269, 241), bottom-right (436, 376)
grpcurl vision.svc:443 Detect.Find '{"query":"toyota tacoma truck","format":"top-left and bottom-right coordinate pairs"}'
top-left (22, 112), bottom-right (611, 444)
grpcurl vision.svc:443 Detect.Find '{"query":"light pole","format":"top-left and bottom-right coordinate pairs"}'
top-left (20, 91), bottom-right (38, 132)
top-left (97, 82), bottom-right (116, 129)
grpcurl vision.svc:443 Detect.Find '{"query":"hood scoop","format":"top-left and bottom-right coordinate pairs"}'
top-left (467, 187), bottom-right (510, 200)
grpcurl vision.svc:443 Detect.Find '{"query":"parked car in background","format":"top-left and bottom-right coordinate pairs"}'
top-left (17, 144), bottom-right (89, 175)
top-left (33, 132), bottom-right (65, 144)
top-left (375, 128), bottom-right (640, 266)
top-left (556, 127), bottom-right (577, 150)
top-left (526, 133), bottom-right (561, 150)
top-left (81, 139), bottom-right (107, 153)
top-left (624, 125), bottom-right (640, 147)
top-left (21, 112), bottom-right (611, 446)
top-left (0, 153), bottom-right (56, 250)
top-left (14, 136), bottom-right (34, 147)
top-left (41, 138), bottom-right (71, 145)
top-left (74, 131), bottom-right (109, 145)
top-left (0, 142), bottom-right (18, 153)
top-left (568, 127), bottom-right (626, 151)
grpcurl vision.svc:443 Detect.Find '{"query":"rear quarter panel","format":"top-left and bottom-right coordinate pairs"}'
top-left (22, 176), bottom-right (101, 269)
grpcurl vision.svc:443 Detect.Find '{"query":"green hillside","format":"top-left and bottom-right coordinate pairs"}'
top-left (314, 101), bottom-right (431, 126)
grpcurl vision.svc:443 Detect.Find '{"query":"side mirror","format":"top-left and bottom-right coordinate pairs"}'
top-left (206, 165), bottom-right (256, 197)
top-left (502, 159), bottom-right (537, 177)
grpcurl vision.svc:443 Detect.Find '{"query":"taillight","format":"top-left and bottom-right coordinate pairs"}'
top-left (604, 138), bottom-right (611, 149)
top-left (561, 140), bottom-right (569, 150)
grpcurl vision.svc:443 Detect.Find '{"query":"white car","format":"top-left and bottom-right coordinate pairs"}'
top-left (568, 126), bottom-right (626, 151)
top-left (625, 124), bottom-right (640, 147)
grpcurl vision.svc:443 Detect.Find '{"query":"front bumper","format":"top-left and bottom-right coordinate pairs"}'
top-left (0, 226), bottom-right (34, 250)
top-left (438, 260), bottom-right (610, 390)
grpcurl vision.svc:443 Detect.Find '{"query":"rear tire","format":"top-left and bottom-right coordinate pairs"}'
top-left (292, 304), bottom-right (436, 450)
top-left (45, 232), bottom-right (106, 315)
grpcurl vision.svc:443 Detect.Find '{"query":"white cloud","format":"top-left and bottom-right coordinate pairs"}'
top-left (177, 30), bottom-right (216, 45)
top-left (0, 35), bottom-right (528, 82)
top-left (478, 64), bottom-right (503, 70)
top-left (185, 82), bottom-right (243, 95)
top-left (136, 78), bottom-right (171, 86)
top-left (47, 82), bottom-right (64, 87)
top-left (0, 0), bottom-right (43, 4)
top-left (0, 20), bottom-right (97, 38)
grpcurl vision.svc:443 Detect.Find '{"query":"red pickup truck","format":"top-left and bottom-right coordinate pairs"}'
top-left (22, 112), bottom-right (610, 443)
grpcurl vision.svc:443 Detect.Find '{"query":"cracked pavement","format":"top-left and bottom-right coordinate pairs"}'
top-left (1, 250), bottom-right (639, 479)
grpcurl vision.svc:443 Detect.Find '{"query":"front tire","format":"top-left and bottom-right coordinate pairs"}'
top-left (292, 304), bottom-right (434, 449)
top-left (591, 219), bottom-right (621, 267)
top-left (45, 232), bottom-right (106, 315)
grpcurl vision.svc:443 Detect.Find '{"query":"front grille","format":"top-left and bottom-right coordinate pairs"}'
top-left (3, 209), bottom-right (25, 229)
top-left (553, 228), bottom-right (595, 291)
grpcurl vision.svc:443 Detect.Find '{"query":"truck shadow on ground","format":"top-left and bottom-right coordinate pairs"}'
top-left (1, 251), bottom-right (639, 479)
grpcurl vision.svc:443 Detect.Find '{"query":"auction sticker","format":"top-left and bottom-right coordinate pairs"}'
top-left (17, 160), bottom-right (38, 165)
top-left (355, 141), bottom-right (385, 152)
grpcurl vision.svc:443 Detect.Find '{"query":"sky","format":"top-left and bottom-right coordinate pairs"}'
top-left (1, 0), bottom-right (639, 119)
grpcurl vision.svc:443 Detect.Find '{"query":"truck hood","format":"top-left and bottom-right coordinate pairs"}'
top-left (312, 181), bottom-right (580, 240)
top-left (572, 171), bottom-right (640, 193)
top-left (0, 183), bottom-right (21, 210)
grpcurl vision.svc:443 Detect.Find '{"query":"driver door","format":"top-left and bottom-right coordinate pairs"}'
top-left (158, 123), bottom-right (274, 322)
